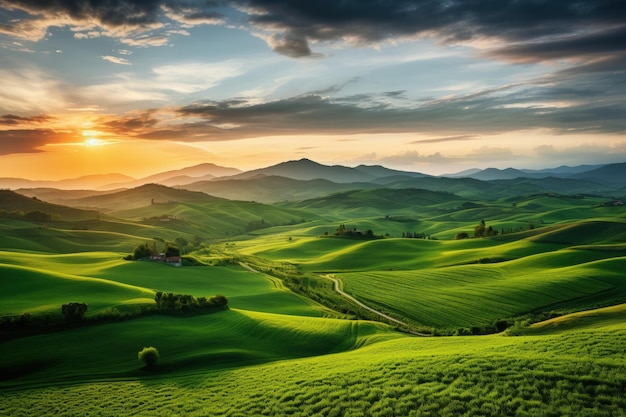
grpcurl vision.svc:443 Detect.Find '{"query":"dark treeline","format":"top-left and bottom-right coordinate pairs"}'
top-left (1, 294), bottom-right (228, 340)
top-left (0, 209), bottom-right (56, 222)
top-left (402, 232), bottom-right (431, 239)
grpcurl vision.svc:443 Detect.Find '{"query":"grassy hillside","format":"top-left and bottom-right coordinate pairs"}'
top-left (110, 199), bottom-right (317, 237)
top-left (237, 217), bottom-right (626, 331)
top-left (0, 261), bottom-right (154, 316)
top-left (0, 189), bottom-right (99, 221)
top-left (523, 303), bottom-right (626, 334)
top-left (2, 179), bottom-right (626, 416)
top-left (64, 183), bottom-right (224, 211)
top-left (283, 188), bottom-right (465, 217)
top-left (2, 320), bottom-right (624, 416)
top-left (0, 251), bottom-right (328, 318)
top-left (0, 310), bottom-right (395, 387)
top-left (338, 254), bottom-right (625, 330)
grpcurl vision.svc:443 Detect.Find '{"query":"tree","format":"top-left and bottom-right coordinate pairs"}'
top-left (209, 295), bottom-right (229, 308)
top-left (138, 346), bottom-right (159, 369)
top-left (474, 220), bottom-right (486, 238)
top-left (164, 245), bottom-right (180, 258)
top-left (132, 243), bottom-right (153, 260)
top-left (61, 302), bottom-right (88, 322)
top-left (455, 232), bottom-right (469, 240)
top-left (174, 237), bottom-right (188, 254)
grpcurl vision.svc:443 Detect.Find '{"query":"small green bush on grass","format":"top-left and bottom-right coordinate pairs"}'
top-left (138, 346), bottom-right (159, 369)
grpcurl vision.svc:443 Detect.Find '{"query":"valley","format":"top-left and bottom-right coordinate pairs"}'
top-left (1, 159), bottom-right (625, 416)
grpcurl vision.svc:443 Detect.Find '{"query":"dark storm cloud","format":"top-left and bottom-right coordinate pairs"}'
top-left (236, 0), bottom-right (626, 59)
top-left (0, 0), bottom-right (224, 40)
top-left (489, 26), bottom-right (626, 62)
top-left (0, 129), bottom-right (70, 154)
top-left (3, 0), bottom-right (624, 62)
top-left (1, 0), bottom-right (164, 27)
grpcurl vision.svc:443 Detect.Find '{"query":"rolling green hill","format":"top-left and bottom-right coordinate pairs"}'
top-left (2, 315), bottom-right (625, 416)
top-left (282, 188), bottom-right (465, 217)
top-left (63, 183), bottom-right (224, 211)
top-left (2, 168), bottom-right (626, 416)
top-left (0, 189), bottom-right (99, 221)
top-left (0, 261), bottom-right (154, 316)
top-left (110, 199), bottom-right (317, 237)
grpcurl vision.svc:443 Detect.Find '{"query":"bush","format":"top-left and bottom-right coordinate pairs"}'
top-left (138, 346), bottom-right (159, 368)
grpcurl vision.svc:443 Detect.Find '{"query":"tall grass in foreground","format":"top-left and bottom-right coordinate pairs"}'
top-left (2, 328), bottom-right (625, 416)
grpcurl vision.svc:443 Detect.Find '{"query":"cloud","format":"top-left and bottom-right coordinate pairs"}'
top-left (0, 68), bottom-right (70, 113)
top-left (0, 0), bottom-right (224, 45)
top-left (467, 145), bottom-right (514, 161)
top-left (534, 142), bottom-right (626, 165)
top-left (0, 114), bottom-right (51, 125)
top-left (265, 33), bottom-right (313, 58)
top-left (410, 135), bottom-right (477, 145)
top-left (377, 150), bottom-right (454, 165)
top-left (2, 0), bottom-right (624, 68)
top-left (75, 60), bottom-right (245, 110)
top-left (162, 4), bottom-right (224, 26)
top-left (235, 0), bottom-right (626, 60)
top-left (99, 111), bottom-right (159, 134)
top-left (101, 55), bottom-right (132, 65)
top-left (171, 79), bottom-right (626, 141)
top-left (120, 35), bottom-right (169, 47)
top-left (0, 129), bottom-right (74, 154)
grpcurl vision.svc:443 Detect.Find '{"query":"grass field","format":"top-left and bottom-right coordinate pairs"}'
top-left (2, 319), bottom-right (625, 416)
top-left (2, 185), bottom-right (625, 416)
top-left (0, 251), bottom-right (329, 318)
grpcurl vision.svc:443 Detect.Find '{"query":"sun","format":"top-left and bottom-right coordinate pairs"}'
top-left (84, 137), bottom-right (105, 147)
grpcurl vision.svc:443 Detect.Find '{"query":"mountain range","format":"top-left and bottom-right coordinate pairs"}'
top-left (5, 159), bottom-right (626, 205)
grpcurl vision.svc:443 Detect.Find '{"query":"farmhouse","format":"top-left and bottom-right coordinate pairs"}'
top-left (150, 253), bottom-right (182, 267)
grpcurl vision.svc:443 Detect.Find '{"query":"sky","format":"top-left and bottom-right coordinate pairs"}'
top-left (0, 0), bottom-right (625, 179)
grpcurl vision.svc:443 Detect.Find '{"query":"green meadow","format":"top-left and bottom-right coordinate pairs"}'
top-left (1, 187), bottom-right (625, 415)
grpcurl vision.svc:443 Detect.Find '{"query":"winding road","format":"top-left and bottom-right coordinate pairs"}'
top-left (322, 274), bottom-right (430, 336)
top-left (240, 261), bottom-right (429, 336)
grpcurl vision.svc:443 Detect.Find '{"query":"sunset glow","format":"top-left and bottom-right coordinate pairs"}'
top-left (0, 1), bottom-right (624, 179)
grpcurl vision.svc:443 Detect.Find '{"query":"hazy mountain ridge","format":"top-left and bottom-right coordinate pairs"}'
top-left (6, 160), bottom-right (626, 204)
top-left (184, 175), bottom-right (381, 204)
top-left (0, 173), bottom-right (135, 190)
top-left (100, 163), bottom-right (242, 190)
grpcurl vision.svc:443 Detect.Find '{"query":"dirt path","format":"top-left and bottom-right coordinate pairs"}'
top-left (240, 262), bottom-right (429, 336)
top-left (322, 274), bottom-right (430, 337)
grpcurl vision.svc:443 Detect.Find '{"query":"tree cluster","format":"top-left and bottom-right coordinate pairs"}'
top-left (402, 232), bottom-right (431, 239)
top-left (154, 292), bottom-right (228, 314)
top-left (0, 209), bottom-right (55, 222)
top-left (245, 219), bottom-right (267, 232)
top-left (334, 224), bottom-right (375, 239)
top-left (127, 242), bottom-right (180, 260)
top-left (473, 220), bottom-right (498, 238)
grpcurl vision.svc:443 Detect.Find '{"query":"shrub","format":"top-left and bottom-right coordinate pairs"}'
top-left (138, 346), bottom-right (159, 368)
